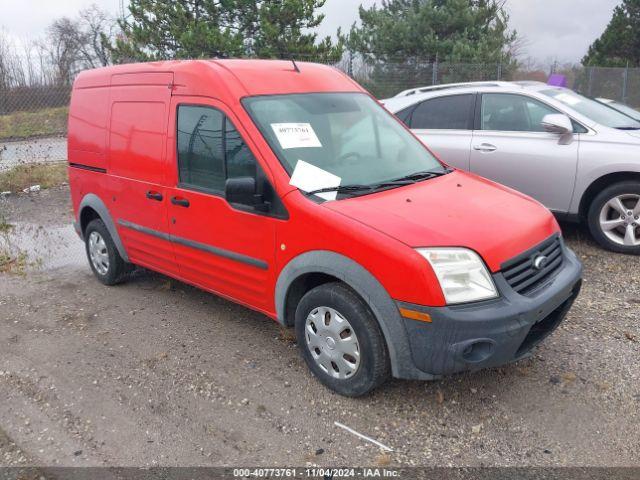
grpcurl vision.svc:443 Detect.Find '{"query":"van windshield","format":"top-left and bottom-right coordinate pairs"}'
top-left (242, 93), bottom-right (446, 197)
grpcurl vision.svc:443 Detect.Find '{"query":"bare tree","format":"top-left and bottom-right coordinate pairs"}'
top-left (0, 30), bottom-right (11, 89)
top-left (34, 4), bottom-right (118, 86)
top-left (41, 17), bottom-right (83, 85)
top-left (0, 30), bottom-right (30, 88)
top-left (77, 4), bottom-right (118, 68)
top-left (21, 40), bottom-right (40, 86)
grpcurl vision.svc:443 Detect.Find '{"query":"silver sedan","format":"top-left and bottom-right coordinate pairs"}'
top-left (383, 82), bottom-right (640, 254)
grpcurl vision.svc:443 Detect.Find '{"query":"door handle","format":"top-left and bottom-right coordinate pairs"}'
top-left (473, 143), bottom-right (497, 153)
top-left (171, 196), bottom-right (190, 208)
top-left (146, 191), bottom-right (163, 201)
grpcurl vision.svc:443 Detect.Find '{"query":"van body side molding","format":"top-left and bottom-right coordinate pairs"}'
top-left (69, 163), bottom-right (107, 174)
top-left (117, 219), bottom-right (269, 270)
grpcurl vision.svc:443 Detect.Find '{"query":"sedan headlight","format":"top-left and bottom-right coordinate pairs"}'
top-left (417, 248), bottom-right (498, 304)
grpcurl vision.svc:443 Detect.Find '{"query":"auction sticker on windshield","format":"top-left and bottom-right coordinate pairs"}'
top-left (271, 123), bottom-right (322, 149)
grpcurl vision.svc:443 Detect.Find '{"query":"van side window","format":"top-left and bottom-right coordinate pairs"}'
top-left (225, 121), bottom-right (257, 180)
top-left (177, 105), bottom-right (259, 192)
top-left (177, 106), bottom-right (225, 191)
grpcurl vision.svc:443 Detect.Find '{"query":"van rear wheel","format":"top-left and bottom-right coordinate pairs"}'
top-left (84, 219), bottom-right (130, 285)
top-left (295, 282), bottom-right (390, 397)
top-left (588, 182), bottom-right (640, 254)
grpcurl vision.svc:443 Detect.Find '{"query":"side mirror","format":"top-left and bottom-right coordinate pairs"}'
top-left (225, 177), bottom-right (270, 212)
top-left (541, 114), bottom-right (573, 135)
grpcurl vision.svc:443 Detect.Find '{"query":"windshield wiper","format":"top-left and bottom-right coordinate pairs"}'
top-left (390, 168), bottom-right (453, 183)
top-left (307, 180), bottom-right (413, 197)
top-left (616, 126), bottom-right (640, 131)
top-left (368, 180), bottom-right (415, 191)
top-left (307, 184), bottom-right (374, 196)
top-left (306, 169), bottom-right (452, 198)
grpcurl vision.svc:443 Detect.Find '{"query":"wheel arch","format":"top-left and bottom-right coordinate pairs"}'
top-left (579, 171), bottom-right (640, 220)
top-left (275, 250), bottom-right (427, 380)
top-left (78, 193), bottom-right (129, 262)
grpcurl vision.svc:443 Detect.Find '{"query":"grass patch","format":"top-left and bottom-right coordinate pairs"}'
top-left (0, 162), bottom-right (68, 193)
top-left (0, 106), bottom-right (68, 140)
top-left (0, 215), bottom-right (13, 233)
top-left (0, 250), bottom-right (28, 275)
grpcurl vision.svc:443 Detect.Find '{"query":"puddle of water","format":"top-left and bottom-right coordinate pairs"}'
top-left (0, 137), bottom-right (67, 171)
top-left (0, 222), bottom-right (85, 271)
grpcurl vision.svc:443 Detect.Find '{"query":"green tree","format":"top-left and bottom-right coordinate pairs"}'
top-left (235, 0), bottom-right (343, 61)
top-left (347, 0), bottom-right (518, 64)
top-left (110, 0), bottom-right (342, 63)
top-left (110, 0), bottom-right (244, 62)
top-left (582, 0), bottom-right (640, 67)
top-left (345, 0), bottom-right (517, 98)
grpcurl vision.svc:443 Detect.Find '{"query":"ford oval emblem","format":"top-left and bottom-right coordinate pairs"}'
top-left (533, 255), bottom-right (549, 270)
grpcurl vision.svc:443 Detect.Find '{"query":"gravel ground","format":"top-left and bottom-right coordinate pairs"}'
top-left (0, 186), bottom-right (638, 468)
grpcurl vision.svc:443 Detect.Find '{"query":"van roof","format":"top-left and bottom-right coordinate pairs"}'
top-left (73, 59), bottom-right (363, 98)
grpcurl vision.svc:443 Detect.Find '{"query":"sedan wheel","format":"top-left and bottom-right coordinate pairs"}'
top-left (598, 194), bottom-right (640, 247)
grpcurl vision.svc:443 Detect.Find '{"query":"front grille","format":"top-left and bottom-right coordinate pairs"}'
top-left (501, 234), bottom-right (564, 295)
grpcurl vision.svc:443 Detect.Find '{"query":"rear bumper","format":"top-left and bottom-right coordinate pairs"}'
top-left (395, 242), bottom-right (583, 378)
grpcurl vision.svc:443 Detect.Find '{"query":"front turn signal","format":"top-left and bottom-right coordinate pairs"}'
top-left (399, 308), bottom-right (432, 323)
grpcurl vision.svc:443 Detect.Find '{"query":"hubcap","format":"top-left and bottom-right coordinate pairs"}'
top-left (88, 231), bottom-right (110, 275)
top-left (304, 306), bottom-right (360, 379)
top-left (599, 194), bottom-right (640, 247)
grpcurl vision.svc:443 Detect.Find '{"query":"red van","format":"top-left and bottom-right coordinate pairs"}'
top-left (68, 60), bottom-right (582, 396)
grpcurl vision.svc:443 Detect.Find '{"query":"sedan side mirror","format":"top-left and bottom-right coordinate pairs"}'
top-left (225, 177), bottom-right (270, 212)
top-left (541, 114), bottom-right (573, 135)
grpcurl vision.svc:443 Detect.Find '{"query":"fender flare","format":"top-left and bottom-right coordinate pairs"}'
top-left (78, 193), bottom-right (129, 262)
top-left (275, 250), bottom-right (426, 379)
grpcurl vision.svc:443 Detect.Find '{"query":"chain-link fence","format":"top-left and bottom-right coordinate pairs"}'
top-left (1, 58), bottom-right (640, 175)
top-left (577, 66), bottom-right (640, 107)
top-left (0, 84), bottom-right (70, 173)
top-left (338, 58), bottom-right (640, 106)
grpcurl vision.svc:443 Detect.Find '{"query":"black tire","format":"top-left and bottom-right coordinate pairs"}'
top-left (84, 219), bottom-right (130, 285)
top-left (587, 181), bottom-right (640, 255)
top-left (295, 282), bottom-right (390, 397)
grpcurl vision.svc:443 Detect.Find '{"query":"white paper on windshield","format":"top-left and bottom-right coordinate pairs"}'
top-left (555, 93), bottom-right (581, 106)
top-left (289, 160), bottom-right (341, 201)
top-left (271, 123), bottom-right (322, 149)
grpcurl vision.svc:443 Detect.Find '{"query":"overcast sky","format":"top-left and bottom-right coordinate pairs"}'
top-left (0, 0), bottom-right (622, 64)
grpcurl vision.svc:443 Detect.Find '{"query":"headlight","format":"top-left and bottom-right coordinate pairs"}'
top-left (417, 248), bottom-right (498, 304)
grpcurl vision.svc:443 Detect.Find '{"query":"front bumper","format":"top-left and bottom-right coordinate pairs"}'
top-left (396, 241), bottom-right (583, 377)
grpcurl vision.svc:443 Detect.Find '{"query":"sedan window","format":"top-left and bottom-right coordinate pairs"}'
top-left (481, 93), bottom-right (559, 132)
top-left (410, 94), bottom-right (474, 130)
top-left (600, 99), bottom-right (640, 123)
top-left (542, 88), bottom-right (640, 130)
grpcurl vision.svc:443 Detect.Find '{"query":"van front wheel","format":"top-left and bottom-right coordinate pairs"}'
top-left (84, 219), bottom-right (130, 285)
top-left (295, 282), bottom-right (390, 397)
